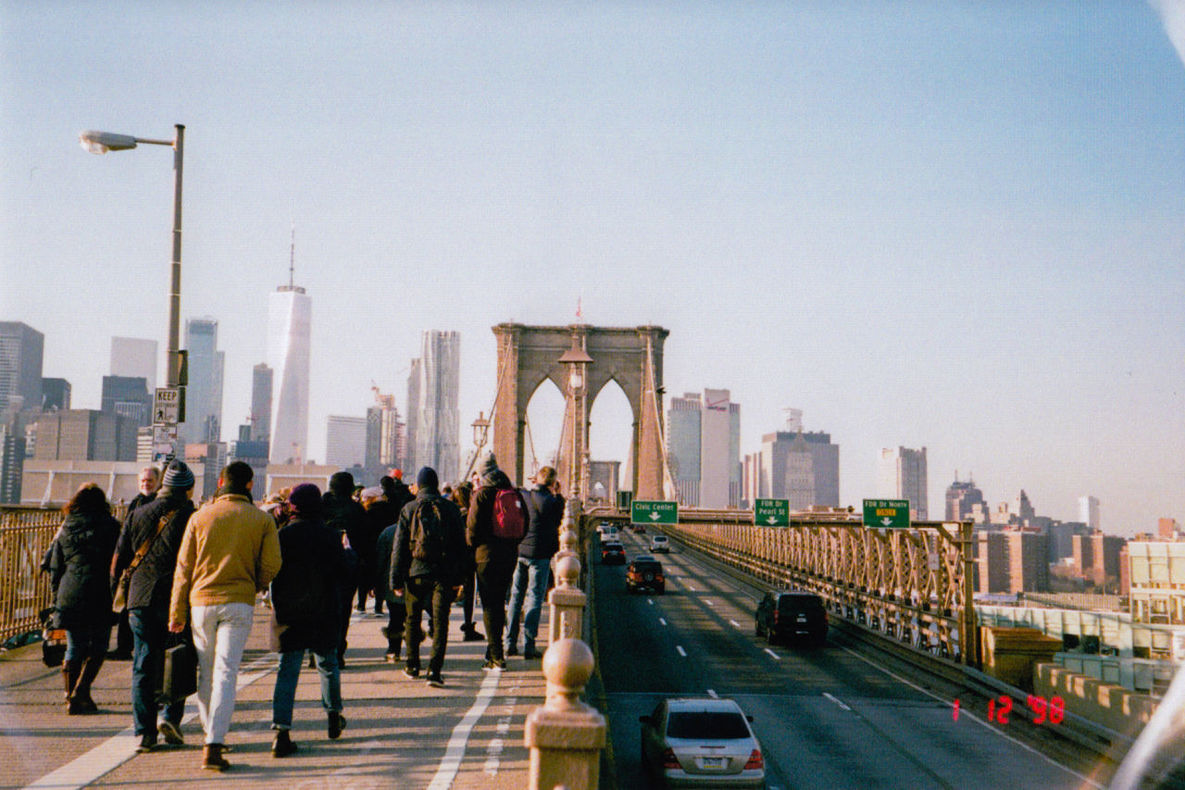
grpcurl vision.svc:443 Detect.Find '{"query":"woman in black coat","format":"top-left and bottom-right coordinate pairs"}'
top-left (45, 483), bottom-right (120, 714)
top-left (268, 484), bottom-right (356, 757)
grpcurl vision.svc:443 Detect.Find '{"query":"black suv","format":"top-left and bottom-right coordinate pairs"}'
top-left (626, 556), bottom-right (665, 594)
top-left (755, 590), bottom-right (827, 646)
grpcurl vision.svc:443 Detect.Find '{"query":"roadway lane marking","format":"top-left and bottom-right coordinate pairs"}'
top-left (705, 599), bottom-right (715, 606)
top-left (427, 664), bottom-right (502, 790)
top-left (823, 692), bottom-right (852, 711)
top-left (707, 689), bottom-right (719, 698)
top-left (838, 646), bottom-right (1103, 789)
top-left (763, 648), bottom-right (781, 660)
top-left (730, 619), bottom-right (742, 628)
top-left (676, 646), bottom-right (687, 657)
top-left (686, 584), bottom-right (697, 592)
top-left (23, 651), bottom-right (278, 790)
top-left (659, 617), bottom-right (668, 626)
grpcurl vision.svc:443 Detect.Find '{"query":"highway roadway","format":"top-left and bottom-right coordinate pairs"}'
top-left (590, 527), bottom-right (1113, 790)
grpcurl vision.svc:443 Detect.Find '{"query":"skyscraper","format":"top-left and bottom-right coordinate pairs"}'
top-left (326, 415), bottom-right (367, 469)
top-left (40, 378), bottom-right (71, 411)
top-left (876, 446), bottom-right (928, 520)
top-left (750, 416), bottom-right (840, 510)
top-left (666, 389), bottom-right (741, 508)
top-left (404, 331), bottom-right (460, 482)
top-left (0, 322), bottom-right (44, 421)
top-left (101, 375), bottom-right (153, 428)
top-left (182, 318), bottom-right (225, 444)
top-left (366, 391), bottom-right (404, 474)
top-left (110, 337), bottom-right (157, 394)
top-left (250, 363), bottom-right (273, 442)
top-left (945, 475), bottom-right (985, 522)
top-left (1078, 495), bottom-right (1100, 531)
top-left (268, 277), bottom-right (311, 464)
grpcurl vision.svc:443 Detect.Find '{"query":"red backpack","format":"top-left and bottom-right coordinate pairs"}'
top-left (491, 487), bottom-right (526, 540)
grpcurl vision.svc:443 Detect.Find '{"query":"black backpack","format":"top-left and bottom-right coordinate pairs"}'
top-left (410, 500), bottom-right (444, 564)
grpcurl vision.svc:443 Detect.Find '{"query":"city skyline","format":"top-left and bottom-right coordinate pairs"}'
top-left (2, 3), bottom-right (1183, 533)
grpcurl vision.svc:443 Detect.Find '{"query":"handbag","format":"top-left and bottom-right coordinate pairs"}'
top-left (39, 607), bottom-right (66, 668)
top-left (112, 513), bottom-right (171, 613)
top-left (157, 633), bottom-right (198, 704)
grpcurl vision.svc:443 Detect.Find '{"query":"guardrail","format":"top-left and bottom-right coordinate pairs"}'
top-left (0, 507), bottom-right (63, 644)
top-left (586, 505), bottom-right (978, 666)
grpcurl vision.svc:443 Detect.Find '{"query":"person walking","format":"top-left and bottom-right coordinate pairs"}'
top-left (110, 465), bottom-right (161, 661)
top-left (362, 485), bottom-right (397, 615)
top-left (110, 461), bottom-right (196, 752)
top-left (466, 452), bottom-right (528, 670)
top-left (268, 484), bottom-right (355, 757)
top-left (450, 482), bottom-right (483, 642)
top-left (505, 466), bottom-right (564, 660)
top-left (44, 484), bottom-right (121, 714)
top-left (168, 461), bottom-right (282, 771)
top-left (323, 471), bottom-right (365, 664)
top-left (390, 467), bottom-right (467, 687)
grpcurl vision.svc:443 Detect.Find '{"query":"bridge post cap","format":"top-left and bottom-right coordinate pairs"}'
top-left (555, 554), bottom-right (581, 587)
top-left (559, 528), bottom-right (579, 554)
top-left (543, 638), bottom-right (594, 712)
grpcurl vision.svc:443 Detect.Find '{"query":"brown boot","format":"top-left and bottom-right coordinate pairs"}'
top-left (63, 659), bottom-right (85, 713)
top-left (202, 743), bottom-right (230, 771)
top-left (72, 656), bottom-right (104, 712)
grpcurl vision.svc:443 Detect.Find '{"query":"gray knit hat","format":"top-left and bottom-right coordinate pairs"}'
top-left (161, 460), bottom-right (195, 490)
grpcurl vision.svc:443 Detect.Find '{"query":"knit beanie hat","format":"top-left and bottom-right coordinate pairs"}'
top-left (416, 466), bottom-right (439, 490)
top-left (288, 483), bottom-right (323, 516)
top-left (161, 461), bottom-right (195, 490)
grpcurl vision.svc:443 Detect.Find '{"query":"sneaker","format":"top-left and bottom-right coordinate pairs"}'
top-left (481, 658), bottom-right (506, 671)
top-left (136, 734), bottom-right (157, 753)
top-left (505, 645), bottom-right (519, 657)
top-left (425, 673), bottom-right (445, 688)
top-left (271, 729), bottom-right (298, 758)
top-left (462, 627), bottom-right (485, 642)
top-left (327, 711), bottom-right (346, 740)
top-left (384, 652), bottom-right (400, 664)
top-left (403, 666), bottom-right (420, 679)
top-left (158, 720), bottom-right (184, 746)
top-left (523, 648), bottom-right (542, 660)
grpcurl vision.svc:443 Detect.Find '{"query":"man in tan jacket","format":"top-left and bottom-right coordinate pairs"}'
top-left (169, 461), bottom-right (281, 771)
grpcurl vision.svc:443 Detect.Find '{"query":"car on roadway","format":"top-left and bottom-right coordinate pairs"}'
top-left (601, 525), bottom-right (620, 541)
top-left (630, 522), bottom-right (646, 534)
top-left (649, 535), bottom-right (670, 553)
top-left (601, 540), bottom-right (626, 565)
top-left (626, 555), bottom-right (665, 594)
top-left (755, 590), bottom-right (828, 646)
top-left (639, 697), bottom-right (765, 788)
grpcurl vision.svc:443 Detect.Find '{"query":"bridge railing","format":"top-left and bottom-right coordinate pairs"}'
top-left (587, 505), bottom-right (978, 667)
top-left (0, 507), bottom-right (64, 644)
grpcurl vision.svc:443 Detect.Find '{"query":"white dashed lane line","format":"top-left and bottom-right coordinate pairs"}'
top-left (676, 645), bottom-right (687, 657)
top-left (729, 619), bottom-right (741, 628)
top-left (707, 689), bottom-right (719, 699)
top-left (763, 648), bottom-right (781, 660)
top-left (659, 617), bottom-right (668, 626)
top-left (823, 692), bottom-right (852, 711)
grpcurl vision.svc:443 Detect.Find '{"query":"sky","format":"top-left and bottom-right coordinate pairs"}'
top-left (2, 1), bottom-right (1183, 535)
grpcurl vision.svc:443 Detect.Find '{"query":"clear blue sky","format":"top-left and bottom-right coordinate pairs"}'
top-left (2, 2), bottom-right (1183, 534)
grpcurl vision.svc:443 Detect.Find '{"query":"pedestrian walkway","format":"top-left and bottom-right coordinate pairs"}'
top-left (0, 599), bottom-right (547, 789)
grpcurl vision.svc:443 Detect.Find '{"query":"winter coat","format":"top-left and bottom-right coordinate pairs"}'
top-left (465, 469), bottom-right (526, 567)
top-left (374, 523), bottom-right (400, 604)
top-left (385, 479), bottom-right (414, 515)
top-left (269, 515), bottom-right (356, 653)
top-left (518, 486), bottom-right (564, 559)
top-left (111, 493), bottom-right (195, 613)
top-left (323, 492), bottom-right (368, 572)
top-left (390, 489), bottom-right (467, 589)
top-left (46, 511), bottom-right (120, 629)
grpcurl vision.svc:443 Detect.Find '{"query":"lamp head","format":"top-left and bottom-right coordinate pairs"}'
top-left (79, 130), bottom-right (138, 154)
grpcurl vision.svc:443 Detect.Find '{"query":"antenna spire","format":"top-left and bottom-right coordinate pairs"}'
top-left (289, 223), bottom-right (295, 288)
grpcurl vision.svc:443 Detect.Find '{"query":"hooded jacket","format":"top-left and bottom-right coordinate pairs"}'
top-left (390, 488), bottom-right (467, 588)
top-left (111, 492), bottom-right (195, 612)
top-left (465, 468), bottom-right (527, 566)
top-left (47, 510), bottom-right (120, 629)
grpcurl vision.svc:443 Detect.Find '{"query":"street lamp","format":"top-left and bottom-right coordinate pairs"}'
top-left (79, 125), bottom-right (185, 393)
top-left (558, 337), bottom-right (594, 501)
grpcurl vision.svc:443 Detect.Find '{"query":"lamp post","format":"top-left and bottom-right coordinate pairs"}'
top-left (79, 125), bottom-right (185, 392)
top-left (465, 411), bottom-right (491, 481)
top-left (558, 338), bottom-right (593, 502)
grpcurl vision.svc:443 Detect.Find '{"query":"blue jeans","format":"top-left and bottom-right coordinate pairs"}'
top-left (506, 557), bottom-right (551, 653)
top-left (272, 648), bottom-right (341, 730)
top-left (128, 607), bottom-right (185, 737)
top-left (64, 619), bottom-right (110, 662)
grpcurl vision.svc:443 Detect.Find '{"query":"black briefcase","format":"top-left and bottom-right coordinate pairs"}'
top-left (157, 636), bottom-right (197, 704)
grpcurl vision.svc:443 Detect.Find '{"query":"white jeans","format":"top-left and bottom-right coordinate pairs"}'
top-left (190, 602), bottom-right (254, 745)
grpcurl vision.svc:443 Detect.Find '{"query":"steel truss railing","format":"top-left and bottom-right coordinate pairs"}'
top-left (593, 507), bottom-right (978, 666)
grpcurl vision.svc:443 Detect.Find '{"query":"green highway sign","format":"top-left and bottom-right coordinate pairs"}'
top-left (862, 499), bottom-right (911, 529)
top-left (754, 499), bottom-right (790, 527)
top-left (632, 500), bottom-right (678, 525)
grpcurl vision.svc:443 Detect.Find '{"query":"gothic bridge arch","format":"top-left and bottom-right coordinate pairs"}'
top-left (491, 323), bottom-right (669, 500)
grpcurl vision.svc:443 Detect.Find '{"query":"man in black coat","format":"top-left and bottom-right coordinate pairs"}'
top-left (390, 467), bottom-right (466, 688)
top-left (110, 465), bottom-right (161, 660)
top-left (323, 471), bottom-right (365, 664)
top-left (110, 461), bottom-right (195, 752)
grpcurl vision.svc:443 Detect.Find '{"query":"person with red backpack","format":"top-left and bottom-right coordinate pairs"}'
top-left (465, 452), bottom-right (528, 670)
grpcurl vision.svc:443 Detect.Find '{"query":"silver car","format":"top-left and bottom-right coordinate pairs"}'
top-left (649, 535), bottom-right (670, 553)
top-left (639, 697), bottom-right (765, 788)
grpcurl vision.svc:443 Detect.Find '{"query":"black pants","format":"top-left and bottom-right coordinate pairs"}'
top-left (385, 595), bottom-right (406, 655)
top-left (461, 568), bottom-right (477, 628)
top-left (404, 577), bottom-right (454, 675)
top-left (475, 559), bottom-right (514, 662)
